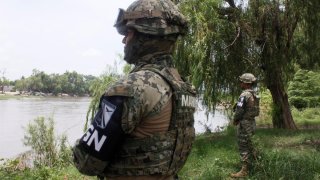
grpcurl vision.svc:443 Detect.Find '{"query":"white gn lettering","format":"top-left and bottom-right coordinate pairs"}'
top-left (82, 125), bottom-right (107, 152)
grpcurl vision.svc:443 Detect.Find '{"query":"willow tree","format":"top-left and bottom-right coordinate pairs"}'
top-left (292, 1), bottom-right (320, 70)
top-left (175, 0), bottom-right (319, 129)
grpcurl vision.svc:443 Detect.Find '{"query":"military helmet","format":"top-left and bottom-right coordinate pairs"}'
top-left (114, 0), bottom-right (188, 36)
top-left (239, 73), bottom-right (257, 83)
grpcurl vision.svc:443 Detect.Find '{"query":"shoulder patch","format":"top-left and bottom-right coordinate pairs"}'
top-left (95, 99), bottom-right (117, 129)
top-left (237, 96), bottom-right (245, 107)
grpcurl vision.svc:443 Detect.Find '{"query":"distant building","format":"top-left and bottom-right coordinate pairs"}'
top-left (0, 85), bottom-right (14, 92)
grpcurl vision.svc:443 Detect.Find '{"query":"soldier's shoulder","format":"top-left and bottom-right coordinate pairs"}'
top-left (240, 90), bottom-right (253, 98)
top-left (129, 70), bottom-right (168, 87)
top-left (105, 70), bottom-right (169, 97)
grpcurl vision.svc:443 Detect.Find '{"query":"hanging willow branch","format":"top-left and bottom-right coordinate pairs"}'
top-left (224, 26), bottom-right (241, 49)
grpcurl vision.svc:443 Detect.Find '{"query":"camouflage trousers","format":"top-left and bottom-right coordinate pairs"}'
top-left (237, 119), bottom-right (256, 164)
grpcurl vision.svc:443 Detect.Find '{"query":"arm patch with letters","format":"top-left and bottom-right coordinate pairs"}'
top-left (237, 96), bottom-right (245, 107)
top-left (233, 95), bottom-right (246, 122)
top-left (73, 96), bottom-right (125, 176)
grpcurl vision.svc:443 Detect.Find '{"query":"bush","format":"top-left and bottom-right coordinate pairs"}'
top-left (288, 69), bottom-right (320, 109)
top-left (291, 107), bottom-right (320, 126)
top-left (23, 116), bottom-right (71, 168)
top-left (289, 96), bottom-right (308, 109)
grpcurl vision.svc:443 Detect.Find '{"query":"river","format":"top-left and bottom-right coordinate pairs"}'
top-left (0, 97), bottom-right (228, 159)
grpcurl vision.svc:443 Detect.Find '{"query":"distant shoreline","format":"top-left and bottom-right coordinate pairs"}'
top-left (0, 91), bottom-right (90, 99)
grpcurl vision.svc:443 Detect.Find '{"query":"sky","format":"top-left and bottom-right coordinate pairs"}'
top-left (0, 0), bottom-right (134, 80)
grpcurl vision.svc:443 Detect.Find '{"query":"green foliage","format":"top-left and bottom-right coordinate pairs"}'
top-left (256, 89), bottom-right (320, 127)
top-left (57, 135), bottom-right (71, 166)
top-left (176, 0), bottom-right (244, 110)
top-left (0, 159), bottom-right (20, 177)
top-left (23, 117), bottom-right (57, 167)
top-left (0, 116), bottom-right (74, 179)
top-left (0, 79), bottom-right (10, 91)
top-left (22, 116), bottom-right (71, 168)
top-left (0, 164), bottom-right (96, 180)
top-left (175, 0), bottom-right (299, 108)
top-left (292, 107), bottom-right (320, 127)
top-left (14, 76), bottom-right (28, 92)
top-left (293, 0), bottom-right (320, 69)
top-left (175, 0), bottom-right (320, 128)
top-left (288, 69), bottom-right (320, 109)
top-left (14, 69), bottom-right (97, 96)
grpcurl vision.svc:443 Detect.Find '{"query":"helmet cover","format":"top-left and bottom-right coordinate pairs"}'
top-left (114, 0), bottom-right (188, 36)
top-left (239, 73), bottom-right (257, 83)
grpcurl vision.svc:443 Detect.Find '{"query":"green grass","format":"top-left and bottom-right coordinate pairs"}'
top-left (0, 161), bottom-right (96, 180)
top-left (179, 127), bottom-right (320, 180)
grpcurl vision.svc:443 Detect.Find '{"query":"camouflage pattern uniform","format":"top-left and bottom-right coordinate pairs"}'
top-left (231, 73), bottom-right (259, 178)
top-left (234, 89), bottom-right (259, 164)
top-left (73, 0), bottom-right (196, 179)
top-left (103, 55), bottom-right (196, 179)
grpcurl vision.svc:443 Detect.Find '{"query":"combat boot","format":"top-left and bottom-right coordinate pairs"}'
top-left (230, 164), bottom-right (248, 178)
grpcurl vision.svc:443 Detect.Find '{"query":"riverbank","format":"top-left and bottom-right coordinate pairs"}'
top-left (0, 91), bottom-right (90, 99)
top-left (1, 127), bottom-right (319, 179)
top-left (0, 92), bottom-right (19, 100)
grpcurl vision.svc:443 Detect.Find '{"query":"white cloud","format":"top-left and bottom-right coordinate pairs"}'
top-left (0, 47), bottom-right (5, 54)
top-left (81, 48), bottom-right (103, 57)
top-left (0, 41), bottom-right (15, 53)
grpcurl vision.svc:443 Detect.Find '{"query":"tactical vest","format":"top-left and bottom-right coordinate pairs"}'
top-left (251, 91), bottom-right (260, 117)
top-left (104, 64), bottom-right (196, 177)
top-left (243, 90), bottom-right (260, 119)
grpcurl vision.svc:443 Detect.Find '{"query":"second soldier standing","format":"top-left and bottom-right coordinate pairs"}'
top-left (231, 73), bottom-right (260, 178)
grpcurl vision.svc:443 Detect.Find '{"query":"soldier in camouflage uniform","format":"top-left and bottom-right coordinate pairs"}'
top-left (231, 73), bottom-right (260, 178)
top-left (72, 0), bottom-right (197, 179)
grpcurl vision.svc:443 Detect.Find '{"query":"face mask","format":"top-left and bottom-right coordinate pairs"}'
top-left (123, 33), bottom-right (142, 64)
top-left (123, 32), bottom-right (177, 65)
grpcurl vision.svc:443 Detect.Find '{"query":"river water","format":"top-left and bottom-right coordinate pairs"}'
top-left (0, 97), bottom-right (228, 159)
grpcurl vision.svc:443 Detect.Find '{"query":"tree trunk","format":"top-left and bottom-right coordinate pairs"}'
top-left (267, 75), bottom-right (297, 129)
